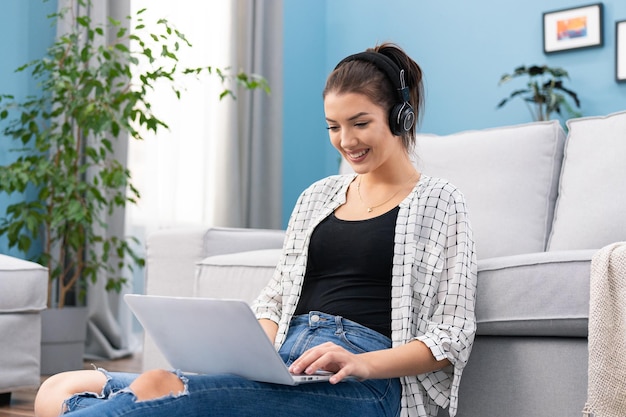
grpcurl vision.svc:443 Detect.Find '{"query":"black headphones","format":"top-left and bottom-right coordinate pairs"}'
top-left (334, 51), bottom-right (415, 136)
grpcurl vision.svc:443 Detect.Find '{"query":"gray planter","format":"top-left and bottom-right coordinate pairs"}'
top-left (41, 306), bottom-right (88, 375)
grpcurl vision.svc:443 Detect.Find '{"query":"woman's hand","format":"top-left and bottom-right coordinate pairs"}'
top-left (288, 342), bottom-right (370, 384)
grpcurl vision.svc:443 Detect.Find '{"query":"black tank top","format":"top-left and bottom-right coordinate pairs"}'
top-left (294, 206), bottom-right (399, 338)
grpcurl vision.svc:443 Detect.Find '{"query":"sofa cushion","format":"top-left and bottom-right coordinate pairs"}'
top-left (414, 121), bottom-right (565, 259)
top-left (195, 247), bottom-right (592, 338)
top-left (476, 250), bottom-right (594, 337)
top-left (194, 249), bottom-right (281, 304)
top-left (0, 254), bottom-right (48, 313)
top-left (548, 110), bottom-right (626, 251)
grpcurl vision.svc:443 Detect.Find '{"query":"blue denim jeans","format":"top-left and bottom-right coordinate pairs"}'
top-left (63, 312), bottom-right (402, 417)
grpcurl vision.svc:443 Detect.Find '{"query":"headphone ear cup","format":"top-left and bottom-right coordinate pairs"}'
top-left (389, 102), bottom-right (415, 136)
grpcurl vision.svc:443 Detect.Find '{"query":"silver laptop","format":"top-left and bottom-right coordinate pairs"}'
top-left (124, 294), bottom-right (334, 385)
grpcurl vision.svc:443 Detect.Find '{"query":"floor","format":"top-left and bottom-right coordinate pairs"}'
top-left (0, 354), bottom-right (142, 417)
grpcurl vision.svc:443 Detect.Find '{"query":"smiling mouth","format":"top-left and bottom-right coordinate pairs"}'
top-left (347, 149), bottom-right (369, 160)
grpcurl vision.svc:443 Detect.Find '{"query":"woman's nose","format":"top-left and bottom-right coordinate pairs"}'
top-left (340, 128), bottom-right (356, 147)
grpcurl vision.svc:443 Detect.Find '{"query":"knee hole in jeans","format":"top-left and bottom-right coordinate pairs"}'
top-left (129, 369), bottom-right (186, 402)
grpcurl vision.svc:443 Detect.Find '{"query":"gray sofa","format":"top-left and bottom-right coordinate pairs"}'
top-left (143, 110), bottom-right (626, 417)
top-left (0, 254), bottom-right (47, 402)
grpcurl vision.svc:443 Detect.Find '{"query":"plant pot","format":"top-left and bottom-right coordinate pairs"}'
top-left (40, 306), bottom-right (88, 375)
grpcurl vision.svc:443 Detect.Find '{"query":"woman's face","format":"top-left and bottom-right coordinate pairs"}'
top-left (324, 92), bottom-right (404, 175)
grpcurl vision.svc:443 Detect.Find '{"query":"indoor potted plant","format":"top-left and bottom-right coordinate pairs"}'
top-left (497, 64), bottom-right (582, 122)
top-left (0, 0), bottom-right (268, 373)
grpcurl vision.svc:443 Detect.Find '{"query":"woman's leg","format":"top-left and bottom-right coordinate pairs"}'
top-left (127, 370), bottom-right (183, 401)
top-left (56, 312), bottom-right (401, 417)
top-left (35, 370), bottom-right (107, 417)
top-left (61, 371), bottom-right (400, 417)
top-left (34, 369), bottom-right (139, 417)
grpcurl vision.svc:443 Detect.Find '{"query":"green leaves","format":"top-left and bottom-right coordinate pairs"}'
top-left (497, 64), bottom-right (581, 122)
top-left (0, 0), bottom-right (269, 308)
top-left (182, 66), bottom-right (271, 101)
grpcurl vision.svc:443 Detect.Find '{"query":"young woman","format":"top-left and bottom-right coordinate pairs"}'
top-left (34, 42), bottom-right (477, 417)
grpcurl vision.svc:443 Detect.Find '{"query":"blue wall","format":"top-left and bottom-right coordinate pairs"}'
top-left (0, 0), bottom-right (58, 257)
top-left (2, 1), bottom-right (624, 231)
top-left (282, 0), bottom-right (626, 226)
top-left (281, 1), bottom-right (330, 226)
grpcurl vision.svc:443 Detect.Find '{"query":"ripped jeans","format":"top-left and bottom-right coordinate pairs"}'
top-left (63, 312), bottom-right (402, 417)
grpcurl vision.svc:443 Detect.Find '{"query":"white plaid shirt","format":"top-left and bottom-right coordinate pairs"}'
top-left (252, 174), bottom-right (477, 417)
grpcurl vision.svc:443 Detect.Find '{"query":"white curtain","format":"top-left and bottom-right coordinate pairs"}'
top-left (127, 0), bottom-right (283, 233)
top-left (57, 0), bottom-right (282, 360)
top-left (123, 0), bottom-right (283, 357)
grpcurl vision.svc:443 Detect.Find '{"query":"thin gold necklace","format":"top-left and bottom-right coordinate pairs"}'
top-left (356, 172), bottom-right (418, 213)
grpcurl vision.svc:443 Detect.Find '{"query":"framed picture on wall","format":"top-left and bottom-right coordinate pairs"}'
top-left (543, 3), bottom-right (603, 54)
top-left (617, 20), bottom-right (626, 82)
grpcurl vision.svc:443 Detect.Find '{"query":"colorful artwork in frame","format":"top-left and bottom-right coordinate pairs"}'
top-left (558, 16), bottom-right (588, 40)
top-left (543, 3), bottom-right (603, 54)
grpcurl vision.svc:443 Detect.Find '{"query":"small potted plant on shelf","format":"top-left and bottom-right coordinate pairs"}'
top-left (0, 0), bottom-right (268, 373)
top-left (497, 64), bottom-right (582, 122)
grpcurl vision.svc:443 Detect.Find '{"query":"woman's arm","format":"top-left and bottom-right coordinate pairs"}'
top-left (288, 339), bottom-right (450, 384)
top-left (258, 319), bottom-right (278, 343)
top-left (360, 339), bottom-right (451, 378)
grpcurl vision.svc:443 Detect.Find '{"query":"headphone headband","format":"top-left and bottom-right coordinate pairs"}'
top-left (334, 52), bottom-right (410, 104)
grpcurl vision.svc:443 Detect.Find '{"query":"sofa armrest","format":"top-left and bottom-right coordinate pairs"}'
top-left (145, 226), bottom-right (209, 297)
top-left (476, 249), bottom-right (596, 337)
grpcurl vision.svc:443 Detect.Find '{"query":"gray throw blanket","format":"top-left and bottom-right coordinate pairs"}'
top-left (583, 242), bottom-right (626, 417)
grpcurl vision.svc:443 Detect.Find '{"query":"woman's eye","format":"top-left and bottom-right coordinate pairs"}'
top-left (326, 126), bottom-right (339, 132)
top-left (355, 122), bottom-right (369, 128)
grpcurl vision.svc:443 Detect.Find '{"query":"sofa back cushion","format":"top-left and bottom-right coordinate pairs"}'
top-left (548, 110), bottom-right (626, 251)
top-left (417, 121), bottom-right (565, 259)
